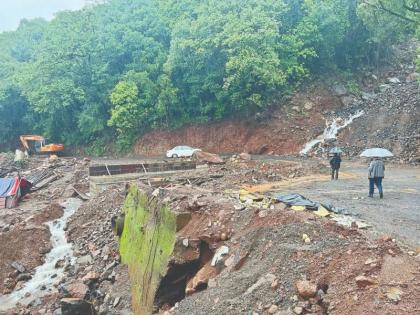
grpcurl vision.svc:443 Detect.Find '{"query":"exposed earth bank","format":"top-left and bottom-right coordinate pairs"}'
top-left (134, 42), bottom-right (419, 163)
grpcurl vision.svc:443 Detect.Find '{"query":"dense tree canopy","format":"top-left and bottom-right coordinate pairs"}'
top-left (0, 0), bottom-right (417, 152)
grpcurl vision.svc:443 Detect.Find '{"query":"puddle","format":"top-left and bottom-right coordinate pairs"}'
top-left (300, 110), bottom-right (364, 155)
top-left (0, 198), bottom-right (83, 310)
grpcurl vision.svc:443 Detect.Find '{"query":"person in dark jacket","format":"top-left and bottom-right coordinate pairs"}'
top-left (368, 158), bottom-right (385, 198)
top-left (329, 153), bottom-right (341, 180)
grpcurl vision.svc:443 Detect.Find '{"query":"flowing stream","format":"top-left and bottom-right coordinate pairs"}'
top-left (0, 198), bottom-right (82, 310)
top-left (300, 110), bottom-right (364, 155)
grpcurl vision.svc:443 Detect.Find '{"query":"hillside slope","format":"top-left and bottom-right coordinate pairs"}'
top-left (134, 42), bottom-right (419, 162)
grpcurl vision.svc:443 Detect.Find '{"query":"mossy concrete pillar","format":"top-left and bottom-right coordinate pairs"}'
top-left (119, 184), bottom-right (177, 315)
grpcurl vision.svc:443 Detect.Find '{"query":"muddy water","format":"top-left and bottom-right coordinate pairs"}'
top-left (0, 198), bottom-right (82, 310)
top-left (300, 110), bottom-right (364, 155)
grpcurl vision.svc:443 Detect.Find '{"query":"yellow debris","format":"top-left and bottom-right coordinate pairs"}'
top-left (291, 205), bottom-right (305, 211)
top-left (302, 234), bottom-right (311, 244)
top-left (313, 206), bottom-right (331, 217)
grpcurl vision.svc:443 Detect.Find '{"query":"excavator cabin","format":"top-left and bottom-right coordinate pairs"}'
top-left (20, 135), bottom-right (65, 155)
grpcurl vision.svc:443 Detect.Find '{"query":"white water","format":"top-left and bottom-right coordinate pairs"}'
top-left (0, 198), bottom-right (82, 310)
top-left (300, 110), bottom-right (364, 155)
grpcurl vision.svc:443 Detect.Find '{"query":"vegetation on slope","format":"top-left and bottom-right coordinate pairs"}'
top-left (0, 0), bottom-right (417, 153)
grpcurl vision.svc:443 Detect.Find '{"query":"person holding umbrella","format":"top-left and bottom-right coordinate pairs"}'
top-left (360, 148), bottom-right (393, 199)
top-left (368, 158), bottom-right (385, 198)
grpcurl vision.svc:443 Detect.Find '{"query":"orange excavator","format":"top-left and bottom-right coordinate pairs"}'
top-left (20, 135), bottom-right (65, 156)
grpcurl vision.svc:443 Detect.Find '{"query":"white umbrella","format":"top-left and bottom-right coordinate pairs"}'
top-left (329, 147), bottom-right (343, 154)
top-left (360, 148), bottom-right (393, 158)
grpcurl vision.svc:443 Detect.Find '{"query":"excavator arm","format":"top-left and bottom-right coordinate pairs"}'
top-left (19, 135), bottom-right (64, 155)
top-left (20, 135), bottom-right (44, 152)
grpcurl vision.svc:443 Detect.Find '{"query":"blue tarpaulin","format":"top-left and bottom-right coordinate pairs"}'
top-left (0, 178), bottom-right (16, 197)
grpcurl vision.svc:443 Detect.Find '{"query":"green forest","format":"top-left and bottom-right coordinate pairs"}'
top-left (0, 0), bottom-right (418, 153)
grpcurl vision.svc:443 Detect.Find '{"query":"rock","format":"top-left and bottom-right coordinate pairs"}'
top-left (387, 77), bottom-right (401, 84)
top-left (296, 280), bottom-right (317, 299)
top-left (239, 152), bottom-right (252, 161)
top-left (340, 96), bottom-right (353, 106)
top-left (3, 277), bottom-right (16, 291)
top-left (98, 305), bottom-right (108, 315)
top-left (113, 296), bottom-right (121, 307)
top-left (302, 234), bottom-right (311, 244)
top-left (102, 245), bottom-right (110, 257)
top-left (244, 273), bottom-right (276, 295)
top-left (294, 306), bottom-right (304, 314)
top-left (303, 101), bottom-right (314, 110)
top-left (211, 246), bottom-right (229, 267)
top-left (77, 255), bottom-right (93, 265)
top-left (182, 238), bottom-right (189, 247)
top-left (68, 281), bottom-right (89, 299)
top-left (55, 259), bottom-right (65, 269)
top-left (49, 155), bottom-right (59, 162)
top-left (193, 151), bottom-right (224, 164)
top-left (364, 258), bottom-right (377, 265)
top-left (386, 287), bottom-right (402, 303)
top-left (332, 83), bottom-right (347, 96)
top-left (379, 84), bottom-right (391, 92)
top-left (380, 235), bottom-right (392, 242)
top-left (277, 203), bottom-right (287, 211)
top-left (258, 210), bottom-right (268, 218)
top-left (16, 273), bottom-right (32, 282)
top-left (292, 106), bottom-right (300, 112)
top-left (256, 144), bottom-right (269, 154)
top-left (11, 261), bottom-right (26, 273)
top-left (267, 305), bottom-right (278, 314)
top-left (406, 72), bottom-right (418, 83)
top-left (82, 271), bottom-right (99, 281)
top-left (355, 275), bottom-right (376, 288)
top-left (361, 91), bottom-right (375, 100)
top-left (271, 278), bottom-right (279, 289)
top-left (61, 298), bottom-right (95, 315)
top-left (186, 264), bottom-right (217, 295)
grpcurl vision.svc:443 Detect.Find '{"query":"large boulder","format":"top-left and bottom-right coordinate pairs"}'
top-left (61, 298), bottom-right (95, 315)
top-left (193, 151), bottom-right (224, 164)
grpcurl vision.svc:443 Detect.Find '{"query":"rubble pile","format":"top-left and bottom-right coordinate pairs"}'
top-left (0, 144), bottom-right (418, 315)
top-left (305, 41), bottom-right (420, 163)
top-left (338, 78), bottom-right (419, 163)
